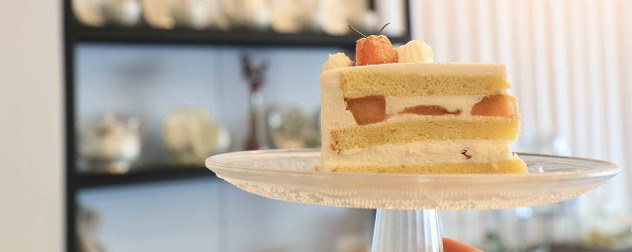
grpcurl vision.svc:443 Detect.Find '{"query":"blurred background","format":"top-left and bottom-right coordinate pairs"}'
top-left (1, 0), bottom-right (631, 251)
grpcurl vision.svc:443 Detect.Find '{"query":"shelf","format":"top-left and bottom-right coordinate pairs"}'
top-left (68, 25), bottom-right (411, 47)
top-left (76, 165), bottom-right (218, 189)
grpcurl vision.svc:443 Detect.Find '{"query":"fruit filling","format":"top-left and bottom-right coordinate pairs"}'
top-left (471, 94), bottom-right (519, 119)
top-left (344, 96), bottom-right (386, 125)
top-left (399, 105), bottom-right (462, 116)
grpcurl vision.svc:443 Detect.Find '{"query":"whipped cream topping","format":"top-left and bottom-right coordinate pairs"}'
top-left (321, 53), bottom-right (353, 72)
top-left (396, 40), bottom-right (433, 63)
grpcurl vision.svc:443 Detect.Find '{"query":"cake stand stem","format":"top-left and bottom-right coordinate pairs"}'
top-left (371, 209), bottom-right (443, 252)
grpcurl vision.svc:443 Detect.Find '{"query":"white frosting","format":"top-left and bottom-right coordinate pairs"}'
top-left (396, 40), bottom-right (433, 63)
top-left (321, 53), bottom-right (353, 72)
top-left (319, 70), bottom-right (357, 130)
top-left (320, 140), bottom-right (513, 171)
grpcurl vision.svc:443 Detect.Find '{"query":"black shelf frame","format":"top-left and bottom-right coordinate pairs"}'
top-left (63, 0), bottom-right (411, 251)
top-left (76, 166), bottom-right (216, 189)
top-left (70, 25), bottom-right (411, 47)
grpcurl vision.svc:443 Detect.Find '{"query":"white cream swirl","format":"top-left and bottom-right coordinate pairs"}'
top-left (321, 53), bottom-right (353, 72)
top-left (396, 40), bottom-right (434, 63)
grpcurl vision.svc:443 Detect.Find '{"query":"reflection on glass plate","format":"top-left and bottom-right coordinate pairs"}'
top-left (206, 149), bottom-right (618, 210)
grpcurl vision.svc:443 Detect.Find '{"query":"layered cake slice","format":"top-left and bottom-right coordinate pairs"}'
top-left (319, 34), bottom-right (526, 174)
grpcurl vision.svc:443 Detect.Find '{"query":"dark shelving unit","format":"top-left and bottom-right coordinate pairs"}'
top-left (76, 166), bottom-right (215, 189)
top-left (70, 25), bottom-right (411, 47)
top-left (63, 0), bottom-right (411, 251)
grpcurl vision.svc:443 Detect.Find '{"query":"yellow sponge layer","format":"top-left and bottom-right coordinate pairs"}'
top-left (339, 73), bottom-right (510, 98)
top-left (332, 156), bottom-right (526, 174)
top-left (331, 118), bottom-right (520, 151)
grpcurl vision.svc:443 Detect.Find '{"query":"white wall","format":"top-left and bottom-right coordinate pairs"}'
top-left (0, 1), bottom-right (63, 252)
top-left (410, 0), bottom-right (632, 248)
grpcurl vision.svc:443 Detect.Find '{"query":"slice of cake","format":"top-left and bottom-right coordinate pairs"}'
top-left (319, 35), bottom-right (526, 174)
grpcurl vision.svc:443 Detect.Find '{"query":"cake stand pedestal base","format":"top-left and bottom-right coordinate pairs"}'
top-left (372, 209), bottom-right (443, 252)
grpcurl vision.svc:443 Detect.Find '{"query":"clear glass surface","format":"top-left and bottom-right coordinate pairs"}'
top-left (206, 149), bottom-right (618, 210)
top-left (206, 149), bottom-right (618, 252)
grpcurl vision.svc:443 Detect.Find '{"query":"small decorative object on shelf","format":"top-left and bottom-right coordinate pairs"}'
top-left (224, 0), bottom-right (271, 30)
top-left (270, 0), bottom-right (313, 34)
top-left (315, 0), bottom-right (350, 36)
top-left (72, 0), bottom-right (107, 27)
top-left (169, 0), bottom-right (212, 29)
top-left (316, 0), bottom-right (378, 36)
top-left (78, 113), bottom-right (141, 174)
top-left (346, 0), bottom-right (379, 34)
top-left (242, 54), bottom-right (270, 150)
top-left (142, 0), bottom-right (215, 30)
top-left (72, 0), bottom-right (142, 27)
top-left (141, 0), bottom-right (175, 29)
top-left (162, 106), bottom-right (231, 166)
top-left (71, 0), bottom-right (406, 40)
top-left (102, 0), bottom-right (142, 26)
top-left (266, 106), bottom-right (321, 149)
top-left (76, 206), bottom-right (107, 252)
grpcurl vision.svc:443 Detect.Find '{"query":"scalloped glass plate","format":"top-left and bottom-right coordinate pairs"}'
top-left (206, 149), bottom-right (618, 210)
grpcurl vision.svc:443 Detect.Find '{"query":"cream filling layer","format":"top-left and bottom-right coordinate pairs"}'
top-left (323, 140), bottom-right (513, 169)
top-left (320, 69), bottom-right (357, 130)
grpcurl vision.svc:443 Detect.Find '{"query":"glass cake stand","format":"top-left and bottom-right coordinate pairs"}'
top-left (205, 149), bottom-right (618, 252)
